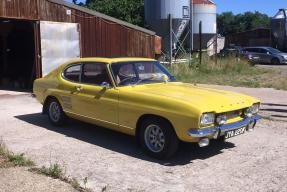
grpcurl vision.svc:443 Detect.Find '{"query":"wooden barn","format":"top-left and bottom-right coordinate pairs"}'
top-left (0, 0), bottom-right (158, 89)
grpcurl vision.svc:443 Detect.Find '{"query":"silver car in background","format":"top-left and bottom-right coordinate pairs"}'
top-left (241, 47), bottom-right (287, 65)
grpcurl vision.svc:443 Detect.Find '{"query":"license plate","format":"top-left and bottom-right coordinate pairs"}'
top-left (225, 127), bottom-right (246, 139)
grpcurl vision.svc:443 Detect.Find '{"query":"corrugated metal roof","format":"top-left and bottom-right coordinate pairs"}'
top-left (192, 0), bottom-right (216, 5)
top-left (47, 0), bottom-right (155, 35)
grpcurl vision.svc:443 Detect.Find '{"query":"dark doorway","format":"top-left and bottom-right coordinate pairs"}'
top-left (0, 19), bottom-right (36, 90)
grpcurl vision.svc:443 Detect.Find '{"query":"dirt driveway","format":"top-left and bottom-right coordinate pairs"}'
top-left (0, 86), bottom-right (287, 192)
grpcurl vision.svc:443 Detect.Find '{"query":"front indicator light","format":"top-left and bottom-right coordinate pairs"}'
top-left (216, 114), bottom-right (227, 125)
top-left (244, 108), bottom-right (253, 117)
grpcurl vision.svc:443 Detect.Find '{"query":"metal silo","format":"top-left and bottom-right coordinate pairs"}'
top-left (271, 9), bottom-right (287, 51)
top-left (144, 0), bottom-right (190, 56)
top-left (192, 0), bottom-right (217, 50)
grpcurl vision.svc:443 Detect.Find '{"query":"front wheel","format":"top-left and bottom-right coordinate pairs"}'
top-left (271, 58), bottom-right (280, 65)
top-left (139, 117), bottom-right (179, 159)
top-left (47, 98), bottom-right (66, 126)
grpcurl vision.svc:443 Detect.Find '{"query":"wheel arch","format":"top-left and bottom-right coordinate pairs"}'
top-left (135, 114), bottom-right (176, 139)
top-left (42, 95), bottom-right (59, 114)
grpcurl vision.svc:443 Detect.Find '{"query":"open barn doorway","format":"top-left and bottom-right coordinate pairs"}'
top-left (0, 18), bottom-right (37, 90)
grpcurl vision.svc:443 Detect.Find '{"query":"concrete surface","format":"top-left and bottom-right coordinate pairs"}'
top-left (0, 167), bottom-right (77, 192)
top-left (0, 86), bottom-right (287, 192)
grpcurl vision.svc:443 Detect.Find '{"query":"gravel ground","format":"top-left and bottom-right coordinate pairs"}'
top-left (0, 86), bottom-right (287, 192)
top-left (0, 167), bottom-right (77, 192)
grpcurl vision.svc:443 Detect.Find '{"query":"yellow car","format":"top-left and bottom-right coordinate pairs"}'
top-left (33, 58), bottom-right (261, 159)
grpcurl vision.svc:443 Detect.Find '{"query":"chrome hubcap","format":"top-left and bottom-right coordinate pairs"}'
top-left (144, 124), bottom-right (165, 153)
top-left (49, 102), bottom-right (61, 122)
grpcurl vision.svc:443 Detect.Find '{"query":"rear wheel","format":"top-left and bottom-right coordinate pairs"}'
top-left (139, 117), bottom-right (179, 159)
top-left (47, 98), bottom-right (66, 126)
top-left (271, 58), bottom-right (280, 65)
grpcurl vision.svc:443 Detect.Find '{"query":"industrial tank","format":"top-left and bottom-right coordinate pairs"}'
top-left (191, 0), bottom-right (217, 50)
top-left (271, 9), bottom-right (287, 51)
top-left (144, 0), bottom-right (190, 54)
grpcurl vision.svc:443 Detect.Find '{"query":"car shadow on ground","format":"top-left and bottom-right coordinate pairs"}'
top-left (15, 113), bottom-right (235, 166)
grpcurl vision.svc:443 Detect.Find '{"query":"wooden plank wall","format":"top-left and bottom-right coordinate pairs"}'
top-left (0, 0), bottom-right (155, 58)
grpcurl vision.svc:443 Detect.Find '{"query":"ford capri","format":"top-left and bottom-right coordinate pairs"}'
top-left (33, 58), bottom-right (261, 159)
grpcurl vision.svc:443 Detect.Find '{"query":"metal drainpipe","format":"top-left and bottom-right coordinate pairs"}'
top-left (280, 9), bottom-right (287, 50)
top-left (189, 0), bottom-right (193, 66)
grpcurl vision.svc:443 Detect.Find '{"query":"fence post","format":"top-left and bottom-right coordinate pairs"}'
top-left (199, 21), bottom-right (202, 65)
top-left (169, 14), bottom-right (173, 66)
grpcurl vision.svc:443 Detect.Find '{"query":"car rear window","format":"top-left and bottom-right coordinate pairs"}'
top-left (63, 64), bottom-right (81, 82)
top-left (81, 63), bottom-right (111, 86)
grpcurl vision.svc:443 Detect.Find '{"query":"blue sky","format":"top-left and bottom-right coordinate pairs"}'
top-left (66, 0), bottom-right (285, 16)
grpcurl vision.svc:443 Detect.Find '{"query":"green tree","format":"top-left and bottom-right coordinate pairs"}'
top-left (83, 0), bottom-right (145, 27)
top-left (217, 11), bottom-right (271, 36)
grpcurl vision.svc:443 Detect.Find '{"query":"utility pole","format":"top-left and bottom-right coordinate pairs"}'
top-left (189, 0), bottom-right (193, 66)
top-left (199, 21), bottom-right (202, 65)
top-left (169, 14), bottom-right (173, 66)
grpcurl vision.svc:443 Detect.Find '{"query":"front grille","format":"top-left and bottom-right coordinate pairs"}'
top-left (226, 109), bottom-right (242, 120)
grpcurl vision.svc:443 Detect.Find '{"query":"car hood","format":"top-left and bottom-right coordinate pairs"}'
top-left (276, 52), bottom-right (287, 57)
top-left (131, 82), bottom-right (259, 113)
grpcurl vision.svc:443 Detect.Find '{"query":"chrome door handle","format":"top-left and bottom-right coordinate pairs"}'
top-left (76, 86), bottom-right (83, 92)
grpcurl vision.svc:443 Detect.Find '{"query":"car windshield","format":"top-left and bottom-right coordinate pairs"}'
top-left (111, 61), bottom-right (176, 86)
top-left (267, 47), bottom-right (281, 54)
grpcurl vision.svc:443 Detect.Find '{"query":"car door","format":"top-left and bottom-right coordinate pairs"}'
top-left (246, 48), bottom-right (265, 63)
top-left (60, 63), bottom-right (83, 114)
top-left (73, 62), bottom-right (119, 128)
top-left (259, 48), bottom-right (273, 63)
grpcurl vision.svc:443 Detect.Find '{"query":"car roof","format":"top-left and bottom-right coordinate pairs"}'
top-left (243, 47), bottom-right (272, 49)
top-left (65, 57), bottom-right (156, 64)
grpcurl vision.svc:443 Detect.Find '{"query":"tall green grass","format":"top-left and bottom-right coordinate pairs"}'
top-left (164, 54), bottom-right (285, 89)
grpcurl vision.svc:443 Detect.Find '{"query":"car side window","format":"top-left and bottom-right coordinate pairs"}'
top-left (244, 48), bottom-right (252, 53)
top-left (63, 64), bottom-right (81, 82)
top-left (260, 49), bottom-right (268, 54)
top-left (254, 48), bottom-right (261, 53)
top-left (81, 63), bottom-right (111, 86)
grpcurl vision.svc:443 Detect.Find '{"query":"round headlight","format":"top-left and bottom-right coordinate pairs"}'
top-left (250, 103), bottom-right (260, 114)
top-left (216, 114), bottom-right (227, 125)
top-left (200, 113), bottom-right (215, 125)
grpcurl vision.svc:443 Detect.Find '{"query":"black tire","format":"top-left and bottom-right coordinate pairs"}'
top-left (271, 58), bottom-right (280, 65)
top-left (47, 98), bottom-right (66, 126)
top-left (139, 117), bottom-right (179, 159)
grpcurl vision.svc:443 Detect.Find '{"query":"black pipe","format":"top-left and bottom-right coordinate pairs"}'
top-left (280, 9), bottom-right (287, 50)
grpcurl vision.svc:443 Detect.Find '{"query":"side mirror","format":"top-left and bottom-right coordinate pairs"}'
top-left (101, 82), bottom-right (111, 89)
top-left (162, 74), bottom-right (169, 83)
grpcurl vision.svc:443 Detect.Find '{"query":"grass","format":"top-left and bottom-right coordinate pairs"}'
top-left (0, 140), bottom-right (34, 167)
top-left (166, 55), bottom-right (287, 90)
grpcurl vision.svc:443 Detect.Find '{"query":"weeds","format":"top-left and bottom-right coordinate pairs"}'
top-left (1, 139), bottom-right (91, 192)
top-left (31, 163), bottom-right (64, 178)
top-left (29, 164), bottom-right (92, 192)
top-left (0, 139), bottom-right (34, 167)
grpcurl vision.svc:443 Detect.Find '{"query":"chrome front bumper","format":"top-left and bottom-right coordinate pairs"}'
top-left (188, 115), bottom-right (262, 138)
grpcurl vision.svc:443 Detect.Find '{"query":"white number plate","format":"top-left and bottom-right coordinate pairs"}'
top-left (225, 127), bottom-right (246, 139)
